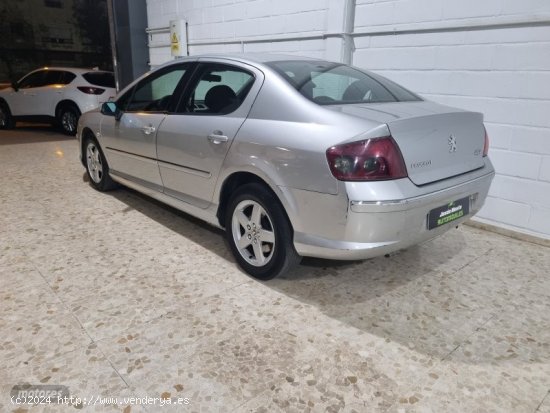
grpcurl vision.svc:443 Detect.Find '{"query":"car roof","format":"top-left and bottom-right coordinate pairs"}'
top-left (194, 53), bottom-right (325, 64)
top-left (31, 67), bottom-right (113, 75)
top-left (151, 53), bottom-right (329, 73)
top-left (124, 53), bottom-right (334, 96)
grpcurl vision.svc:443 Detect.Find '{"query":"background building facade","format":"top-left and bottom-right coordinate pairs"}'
top-left (0, 0), bottom-right (111, 82)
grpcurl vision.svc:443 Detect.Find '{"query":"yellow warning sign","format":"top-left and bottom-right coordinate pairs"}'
top-left (171, 32), bottom-right (179, 54)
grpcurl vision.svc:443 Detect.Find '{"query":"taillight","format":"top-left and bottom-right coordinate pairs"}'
top-left (483, 126), bottom-right (489, 157)
top-left (326, 136), bottom-right (408, 181)
top-left (77, 86), bottom-right (105, 95)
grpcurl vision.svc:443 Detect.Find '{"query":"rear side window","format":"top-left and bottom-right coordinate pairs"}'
top-left (61, 71), bottom-right (76, 84)
top-left (82, 72), bottom-right (115, 88)
top-left (267, 60), bottom-right (420, 105)
top-left (43, 70), bottom-right (66, 85)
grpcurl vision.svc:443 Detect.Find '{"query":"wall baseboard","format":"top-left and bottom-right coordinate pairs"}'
top-left (465, 219), bottom-right (550, 248)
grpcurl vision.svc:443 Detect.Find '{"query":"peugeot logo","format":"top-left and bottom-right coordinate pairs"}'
top-left (448, 134), bottom-right (457, 153)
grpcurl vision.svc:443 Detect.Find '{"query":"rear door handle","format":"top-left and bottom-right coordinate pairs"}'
top-left (207, 132), bottom-right (228, 144)
top-left (141, 125), bottom-right (156, 135)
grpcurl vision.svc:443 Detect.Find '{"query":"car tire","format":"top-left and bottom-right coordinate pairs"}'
top-left (225, 183), bottom-right (301, 280)
top-left (84, 137), bottom-right (117, 191)
top-left (0, 100), bottom-right (15, 129)
top-left (57, 104), bottom-right (80, 136)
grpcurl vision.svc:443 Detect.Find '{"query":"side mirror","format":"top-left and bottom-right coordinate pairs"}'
top-left (101, 101), bottom-right (122, 120)
top-left (11, 81), bottom-right (19, 92)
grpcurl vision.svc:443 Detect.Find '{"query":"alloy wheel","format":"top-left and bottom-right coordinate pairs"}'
top-left (231, 200), bottom-right (276, 267)
top-left (61, 110), bottom-right (77, 133)
top-left (86, 142), bottom-right (103, 184)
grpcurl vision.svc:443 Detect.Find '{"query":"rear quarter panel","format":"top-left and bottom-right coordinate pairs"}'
top-left (224, 69), bottom-right (383, 195)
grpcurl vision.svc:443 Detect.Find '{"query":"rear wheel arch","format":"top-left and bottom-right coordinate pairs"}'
top-left (217, 172), bottom-right (296, 232)
top-left (55, 99), bottom-right (81, 116)
top-left (223, 180), bottom-right (301, 279)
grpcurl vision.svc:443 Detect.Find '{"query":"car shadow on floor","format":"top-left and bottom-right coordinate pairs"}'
top-left (103, 183), bottom-right (233, 263)
top-left (101, 180), bottom-right (416, 283)
top-left (104, 183), bottom-right (444, 288)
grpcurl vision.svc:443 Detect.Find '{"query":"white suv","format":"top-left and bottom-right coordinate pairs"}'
top-left (0, 67), bottom-right (116, 135)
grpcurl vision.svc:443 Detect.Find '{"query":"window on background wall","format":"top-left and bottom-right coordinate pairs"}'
top-left (44, 0), bottom-right (63, 8)
top-left (42, 27), bottom-right (73, 45)
top-left (10, 22), bottom-right (25, 37)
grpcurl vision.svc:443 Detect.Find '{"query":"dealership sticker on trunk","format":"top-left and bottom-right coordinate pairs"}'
top-left (428, 196), bottom-right (470, 230)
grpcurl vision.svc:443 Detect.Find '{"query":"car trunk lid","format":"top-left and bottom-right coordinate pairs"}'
top-left (326, 101), bottom-right (486, 186)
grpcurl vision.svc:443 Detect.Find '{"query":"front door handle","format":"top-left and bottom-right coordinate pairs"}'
top-left (207, 131), bottom-right (228, 144)
top-left (141, 125), bottom-right (156, 135)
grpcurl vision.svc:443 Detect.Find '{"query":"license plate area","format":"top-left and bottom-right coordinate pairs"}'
top-left (427, 196), bottom-right (470, 230)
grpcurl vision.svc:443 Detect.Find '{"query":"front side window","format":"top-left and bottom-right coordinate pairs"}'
top-left (267, 60), bottom-right (420, 105)
top-left (124, 65), bottom-right (188, 112)
top-left (182, 64), bottom-right (254, 115)
top-left (18, 71), bottom-right (47, 89)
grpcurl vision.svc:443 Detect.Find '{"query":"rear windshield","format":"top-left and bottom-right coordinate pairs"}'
top-left (266, 60), bottom-right (421, 105)
top-left (82, 72), bottom-right (115, 88)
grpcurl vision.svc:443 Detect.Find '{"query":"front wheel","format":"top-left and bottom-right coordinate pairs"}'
top-left (225, 183), bottom-right (301, 280)
top-left (0, 101), bottom-right (15, 129)
top-left (84, 138), bottom-right (117, 191)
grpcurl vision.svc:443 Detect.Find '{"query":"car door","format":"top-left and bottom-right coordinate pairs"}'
top-left (156, 60), bottom-right (263, 208)
top-left (8, 70), bottom-right (46, 116)
top-left (100, 63), bottom-right (193, 192)
top-left (10, 70), bottom-right (65, 116)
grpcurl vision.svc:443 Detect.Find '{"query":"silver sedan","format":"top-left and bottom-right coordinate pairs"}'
top-left (77, 54), bottom-right (494, 280)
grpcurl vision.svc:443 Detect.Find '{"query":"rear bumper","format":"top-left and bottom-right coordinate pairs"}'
top-left (292, 165), bottom-right (495, 260)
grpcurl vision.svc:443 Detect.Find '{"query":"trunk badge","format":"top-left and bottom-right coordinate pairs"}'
top-left (448, 134), bottom-right (457, 153)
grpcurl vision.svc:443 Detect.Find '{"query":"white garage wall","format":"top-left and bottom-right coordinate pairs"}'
top-left (145, 0), bottom-right (550, 240)
top-left (146, 0), bottom-right (336, 65)
top-left (353, 0), bottom-right (550, 240)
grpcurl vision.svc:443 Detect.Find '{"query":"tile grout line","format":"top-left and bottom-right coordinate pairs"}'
top-left (535, 389), bottom-right (550, 412)
top-left (451, 246), bottom-right (494, 276)
top-left (440, 312), bottom-right (497, 362)
top-left (383, 296), bottom-right (500, 412)
top-left (19, 244), bottom-right (252, 408)
top-left (20, 244), bottom-right (136, 393)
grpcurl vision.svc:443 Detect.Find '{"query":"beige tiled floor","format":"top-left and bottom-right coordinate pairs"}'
top-left (1, 126), bottom-right (549, 412)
